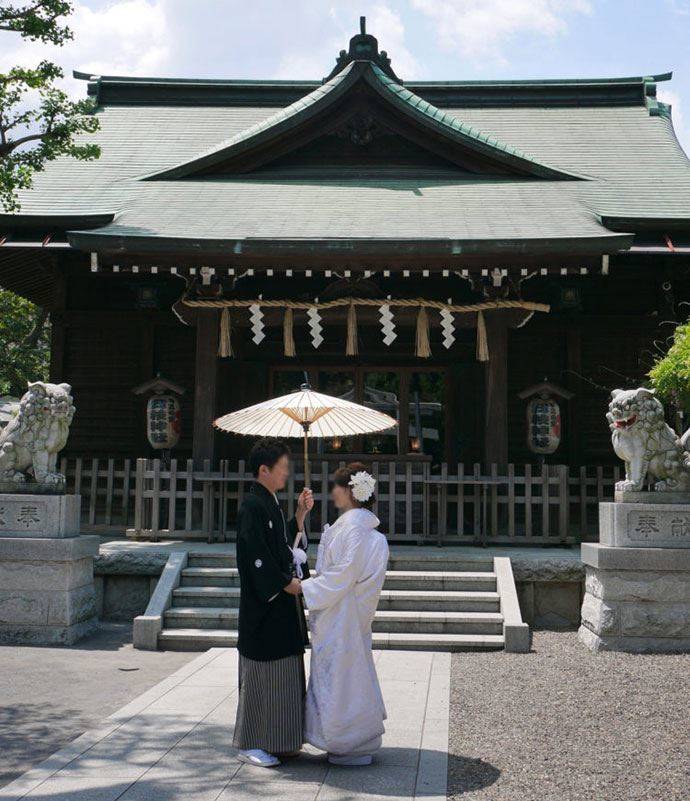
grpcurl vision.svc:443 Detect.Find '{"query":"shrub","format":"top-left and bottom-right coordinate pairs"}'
top-left (649, 321), bottom-right (690, 412)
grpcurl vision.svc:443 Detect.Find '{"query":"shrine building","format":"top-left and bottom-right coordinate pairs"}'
top-left (1, 19), bottom-right (690, 541)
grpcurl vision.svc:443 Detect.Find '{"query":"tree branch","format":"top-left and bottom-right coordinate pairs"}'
top-left (0, 131), bottom-right (50, 156)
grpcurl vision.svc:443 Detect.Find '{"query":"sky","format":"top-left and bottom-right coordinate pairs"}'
top-left (2, 0), bottom-right (690, 152)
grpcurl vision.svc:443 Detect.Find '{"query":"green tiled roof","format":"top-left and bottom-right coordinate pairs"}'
top-left (4, 64), bottom-right (690, 253)
top-left (145, 61), bottom-right (577, 181)
top-left (368, 66), bottom-right (577, 179)
top-left (141, 63), bottom-right (358, 180)
top-left (67, 176), bottom-right (630, 256)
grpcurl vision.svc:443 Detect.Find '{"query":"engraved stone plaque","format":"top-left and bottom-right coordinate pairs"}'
top-left (0, 500), bottom-right (46, 532)
top-left (600, 502), bottom-right (690, 548)
top-left (0, 494), bottom-right (80, 538)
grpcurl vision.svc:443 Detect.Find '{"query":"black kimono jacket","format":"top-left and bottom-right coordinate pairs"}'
top-left (236, 482), bottom-right (310, 661)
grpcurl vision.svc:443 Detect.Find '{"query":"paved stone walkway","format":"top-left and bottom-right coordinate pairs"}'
top-left (0, 648), bottom-right (449, 801)
top-left (0, 623), bottom-right (198, 787)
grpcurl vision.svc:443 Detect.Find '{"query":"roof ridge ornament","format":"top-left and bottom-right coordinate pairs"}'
top-left (324, 16), bottom-right (401, 84)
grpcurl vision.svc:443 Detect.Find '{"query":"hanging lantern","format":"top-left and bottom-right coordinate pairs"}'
top-left (146, 394), bottom-right (181, 450)
top-left (517, 380), bottom-right (574, 457)
top-left (132, 375), bottom-right (186, 452)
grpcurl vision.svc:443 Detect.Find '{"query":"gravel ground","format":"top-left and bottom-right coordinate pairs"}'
top-left (448, 631), bottom-right (690, 801)
top-left (0, 623), bottom-right (197, 788)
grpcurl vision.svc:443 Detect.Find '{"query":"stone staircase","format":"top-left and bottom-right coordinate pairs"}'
top-left (156, 551), bottom-right (526, 652)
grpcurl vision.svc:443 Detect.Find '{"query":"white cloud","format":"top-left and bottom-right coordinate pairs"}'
top-left (0, 0), bottom-right (172, 98)
top-left (668, 0), bottom-right (690, 14)
top-left (275, 3), bottom-right (419, 80)
top-left (367, 4), bottom-right (420, 77)
top-left (411, 0), bottom-right (592, 64)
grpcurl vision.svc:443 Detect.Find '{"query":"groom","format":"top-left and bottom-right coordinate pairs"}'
top-left (233, 437), bottom-right (313, 768)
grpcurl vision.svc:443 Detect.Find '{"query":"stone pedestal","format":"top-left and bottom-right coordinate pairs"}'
top-left (0, 494), bottom-right (99, 645)
top-left (0, 493), bottom-right (80, 538)
top-left (579, 498), bottom-right (690, 653)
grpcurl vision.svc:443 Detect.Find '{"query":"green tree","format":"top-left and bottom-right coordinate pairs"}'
top-left (648, 320), bottom-right (690, 413)
top-left (0, 1), bottom-right (100, 211)
top-left (0, 289), bottom-right (50, 396)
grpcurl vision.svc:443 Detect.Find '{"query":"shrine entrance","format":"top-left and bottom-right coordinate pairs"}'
top-left (269, 364), bottom-right (449, 465)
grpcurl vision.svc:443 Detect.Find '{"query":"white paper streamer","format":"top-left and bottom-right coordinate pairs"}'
top-left (249, 304), bottom-right (265, 345)
top-left (307, 306), bottom-right (323, 349)
top-left (440, 307), bottom-right (455, 349)
top-left (379, 304), bottom-right (397, 346)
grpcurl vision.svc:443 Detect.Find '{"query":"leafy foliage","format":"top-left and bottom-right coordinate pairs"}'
top-left (0, 1), bottom-right (73, 43)
top-left (648, 321), bottom-right (690, 412)
top-left (0, 288), bottom-right (50, 396)
top-left (0, 1), bottom-right (100, 211)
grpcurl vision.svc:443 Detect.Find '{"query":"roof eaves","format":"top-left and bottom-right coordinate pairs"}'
top-left (73, 69), bottom-right (673, 109)
top-left (0, 212), bottom-right (115, 231)
top-left (67, 230), bottom-right (634, 258)
top-left (599, 214), bottom-right (690, 233)
top-left (411, 72), bottom-right (672, 87)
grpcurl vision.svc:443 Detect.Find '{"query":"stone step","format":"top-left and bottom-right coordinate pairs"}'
top-left (187, 554), bottom-right (236, 568)
top-left (180, 567), bottom-right (238, 587)
top-left (163, 607), bottom-right (504, 635)
top-left (389, 556), bottom-right (494, 573)
top-left (179, 567), bottom-right (497, 592)
top-left (171, 586), bottom-right (501, 612)
top-left (377, 589), bottom-right (500, 612)
top-left (383, 570), bottom-right (497, 592)
top-left (173, 586), bottom-right (241, 607)
top-left (185, 551), bottom-right (495, 574)
top-left (157, 628), bottom-right (505, 652)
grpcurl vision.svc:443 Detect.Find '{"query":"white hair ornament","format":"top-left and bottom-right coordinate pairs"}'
top-left (348, 470), bottom-right (376, 502)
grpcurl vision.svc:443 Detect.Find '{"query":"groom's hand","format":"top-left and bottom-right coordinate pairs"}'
top-left (297, 487), bottom-right (314, 514)
top-left (284, 578), bottom-right (302, 596)
top-left (296, 488), bottom-right (314, 529)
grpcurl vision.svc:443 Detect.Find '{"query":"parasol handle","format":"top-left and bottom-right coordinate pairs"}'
top-left (297, 420), bottom-right (311, 550)
top-left (301, 420), bottom-right (311, 488)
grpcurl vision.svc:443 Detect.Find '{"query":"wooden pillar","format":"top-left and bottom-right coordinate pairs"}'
top-left (49, 313), bottom-right (66, 382)
top-left (136, 319), bottom-right (156, 456)
top-left (483, 311), bottom-right (509, 467)
top-left (48, 264), bottom-right (66, 381)
top-left (192, 310), bottom-right (219, 467)
top-left (399, 372), bottom-right (410, 454)
top-left (566, 327), bottom-right (582, 466)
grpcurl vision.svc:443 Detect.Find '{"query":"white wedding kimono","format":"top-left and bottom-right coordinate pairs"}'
top-left (300, 508), bottom-right (389, 756)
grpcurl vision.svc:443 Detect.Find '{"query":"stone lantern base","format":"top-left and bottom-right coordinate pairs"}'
top-left (579, 498), bottom-right (690, 653)
top-left (0, 494), bottom-right (99, 645)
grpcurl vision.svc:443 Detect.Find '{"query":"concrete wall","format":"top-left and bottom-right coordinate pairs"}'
top-left (94, 575), bottom-right (158, 621)
top-left (511, 553), bottom-right (585, 630)
top-left (517, 580), bottom-right (585, 630)
top-left (94, 550), bottom-right (167, 622)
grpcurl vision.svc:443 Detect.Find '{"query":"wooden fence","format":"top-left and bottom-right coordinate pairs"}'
top-left (60, 456), bottom-right (621, 544)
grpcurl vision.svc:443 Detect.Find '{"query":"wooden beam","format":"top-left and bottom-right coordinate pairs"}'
top-left (483, 311), bottom-right (509, 467)
top-left (192, 310), bottom-right (220, 467)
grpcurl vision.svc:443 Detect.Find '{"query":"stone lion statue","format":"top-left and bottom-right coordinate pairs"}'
top-left (0, 381), bottom-right (75, 486)
top-left (608, 387), bottom-right (690, 492)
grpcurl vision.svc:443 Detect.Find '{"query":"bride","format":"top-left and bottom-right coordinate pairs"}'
top-left (300, 462), bottom-right (389, 766)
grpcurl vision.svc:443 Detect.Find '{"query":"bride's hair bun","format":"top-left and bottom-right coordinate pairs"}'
top-left (333, 461), bottom-right (376, 510)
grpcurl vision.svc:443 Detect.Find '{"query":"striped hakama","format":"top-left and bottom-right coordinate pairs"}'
top-left (233, 653), bottom-right (306, 753)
